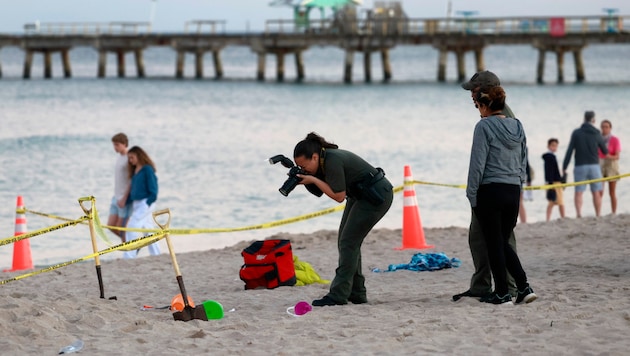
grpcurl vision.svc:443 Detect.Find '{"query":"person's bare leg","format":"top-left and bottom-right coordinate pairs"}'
top-left (609, 181), bottom-right (617, 214)
top-left (574, 191), bottom-right (583, 218)
top-left (592, 190), bottom-right (602, 217)
top-left (107, 214), bottom-right (121, 238)
top-left (546, 202), bottom-right (553, 222)
top-left (559, 204), bottom-right (565, 218)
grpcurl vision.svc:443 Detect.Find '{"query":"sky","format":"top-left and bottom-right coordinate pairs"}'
top-left (0, 0), bottom-right (627, 33)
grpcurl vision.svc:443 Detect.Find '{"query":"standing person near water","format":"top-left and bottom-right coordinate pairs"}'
top-left (598, 119), bottom-right (621, 214)
top-left (108, 133), bottom-right (131, 242)
top-left (466, 85), bottom-right (537, 305)
top-left (291, 132), bottom-right (393, 306)
top-left (453, 71), bottom-right (518, 302)
top-left (123, 146), bottom-right (161, 259)
top-left (562, 111), bottom-right (608, 218)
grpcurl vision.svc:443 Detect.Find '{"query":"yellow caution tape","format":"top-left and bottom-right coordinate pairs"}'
top-left (0, 216), bottom-right (89, 247)
top-left (0, 231), bottom-right (166, 285)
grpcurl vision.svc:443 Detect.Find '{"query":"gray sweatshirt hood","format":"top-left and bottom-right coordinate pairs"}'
top-left (483, 115), bottom-right (526, 149)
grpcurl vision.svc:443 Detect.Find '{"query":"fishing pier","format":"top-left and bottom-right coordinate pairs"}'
top-left (0, 15), bottom-right (629, 83)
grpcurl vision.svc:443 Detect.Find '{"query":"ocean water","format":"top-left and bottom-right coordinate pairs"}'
top-left (1, 43), bottom-right (629, 267)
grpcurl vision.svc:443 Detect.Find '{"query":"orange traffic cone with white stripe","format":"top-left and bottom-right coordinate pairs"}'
top-left (6, 196), bottom-right (33, 271)
top-left (396, 166), bottom-right (434, 250)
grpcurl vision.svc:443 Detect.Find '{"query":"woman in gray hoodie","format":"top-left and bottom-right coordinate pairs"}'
top-left (466, 86), bottom-right (537, 305)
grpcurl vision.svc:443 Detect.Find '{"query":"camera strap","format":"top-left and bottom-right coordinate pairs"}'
top-left (318, 148), bottom-right (327, 174)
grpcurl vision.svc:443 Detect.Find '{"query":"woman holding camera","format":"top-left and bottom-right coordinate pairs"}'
top-left (293, 132), bottom-right (393, 306)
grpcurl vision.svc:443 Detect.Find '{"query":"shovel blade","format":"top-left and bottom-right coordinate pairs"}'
top-left (172, 305), bottom-right (208, 322)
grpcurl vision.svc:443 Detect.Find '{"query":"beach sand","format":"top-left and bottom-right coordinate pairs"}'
top-left (1, 214), bottom-right (630, 355)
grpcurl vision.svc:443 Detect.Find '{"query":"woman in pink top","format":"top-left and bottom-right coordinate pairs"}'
top-left (598, 120), bottom-right (621, 214)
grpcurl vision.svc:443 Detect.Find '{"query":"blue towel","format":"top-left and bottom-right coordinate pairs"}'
top-left (373, 252), bottom-right (461, 272)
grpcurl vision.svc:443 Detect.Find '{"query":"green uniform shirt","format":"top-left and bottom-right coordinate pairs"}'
top-left (322, 149), bottom-right (379, 198)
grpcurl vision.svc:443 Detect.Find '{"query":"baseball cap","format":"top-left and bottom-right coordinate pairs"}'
top-left (461, 70), bottom-right (501, 90)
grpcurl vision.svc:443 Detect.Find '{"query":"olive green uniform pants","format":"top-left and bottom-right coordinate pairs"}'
top-left (326, 184), bottom-right (393, 303)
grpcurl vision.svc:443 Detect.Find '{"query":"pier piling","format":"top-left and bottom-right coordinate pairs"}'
top-left (212, 50), bottom-right (223, 79)
top-left (135, 49), bottom-right (145, 78)
top-left (276, 52), bottom-right (285, 82)
top-left (364, 52), bottom-right (372, 83)
top-left (175, 51), bottom-right (185, 79)
top-left (344, 50), bottom-right (354, 84)
top-left (257, 53), bottom-right (266, 81)
top-left (381, 49), bottom-right (392, 82)
top-left (437, 49), bottom-right (447, 82)
top-left (61, 49), bottom-right (71, 78)
top-left (43, 51), bottom-right (52, 79)
top-left (556, 50), bottom-right (565, 83)
top-left (116, 51), bottom-right (125, 78)
top-left (536, 49), bottom-right (546, 84)
top-left (195, 51), bottom-right (204, 79)
top-left (295, 51), bottom-right (304, 81)
top-left (573, 49), bottom-right (585, 82)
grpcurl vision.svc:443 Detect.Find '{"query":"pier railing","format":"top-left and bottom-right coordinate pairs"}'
top-left (183, 20), bottom-right (227, 34)
top-left (23, 22), bottom-right (152, 35)
top-left (265, 15), bottom-right (629, 35)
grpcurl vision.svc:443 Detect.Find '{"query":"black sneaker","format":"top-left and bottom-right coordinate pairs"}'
top-left (348, 295), bottom-right (368, 304)
top-left (452, 289), bottom-right (486, 302)
top-left (515, 285), bottom-right (537, 304)
top-left (312, 296), bottom-right (346, 307)
top-left (480, 293), bottom-right (513, 305)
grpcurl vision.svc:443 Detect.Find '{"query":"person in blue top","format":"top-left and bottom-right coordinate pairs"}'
top-left (123, 146), bottom-right (160, 258)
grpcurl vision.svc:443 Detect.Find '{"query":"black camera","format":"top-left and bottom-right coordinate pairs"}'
top-left (279, 166), bottom-right (307, 196)
top-left (269, 154), bottom-right (304, 196)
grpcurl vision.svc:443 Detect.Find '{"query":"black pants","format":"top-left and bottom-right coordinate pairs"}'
top-left (474, 183), bottom-right (528, 296)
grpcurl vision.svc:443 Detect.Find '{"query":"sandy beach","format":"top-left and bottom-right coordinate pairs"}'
top-left (1, 214), bottom-right (629, 355)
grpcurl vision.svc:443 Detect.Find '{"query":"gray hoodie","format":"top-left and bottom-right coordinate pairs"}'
top-left (466, 115), bottom-right (527, 207)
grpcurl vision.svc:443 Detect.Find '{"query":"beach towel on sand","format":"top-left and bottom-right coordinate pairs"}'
top-left (374, 252), bottom-right (461, 272)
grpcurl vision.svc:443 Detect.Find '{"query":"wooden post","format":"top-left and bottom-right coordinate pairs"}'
top-left (456, 50), bottom-right (466, 82)
top-left (364, 51), bottom-right (372, 83)
top-left (295, 51), bottom-right (305, 81)
top-left (44, 50), bottom-right (53, 79)
top-left (344, 50), bottom-right (354, 84)
top-left (195, 51), bottom-right (204, 79)
top-left (536, 48), bottom-right (545, 84)
top-left (276, 52), bottom-right (285, 82)
top-left (573, 49), bottom-right (585, 83)
top-left (117, 50), bottom-right (125, 78)
top-left (437, 49), bottom-right (447, 82)
top-left (23, 50), bottom-right (33, 79)
top-left (257, 52), bottom-right (266, 81)
top-left (556, 50), bottom-right (564, 84)
top-left (474, 48), bottom-right (485, 72)
top-left (175, 51), bottom-right (185, 79)
top-left (212, 50), bottom-right (223, 79)
top-left (97, 50), bottom-right (106, 78)
top-left (381, 49), bottom-right (392, 82)
top-left (61, 49), bottom-right (72, 78)
top-left (135, 49), bottom-right (145, 78)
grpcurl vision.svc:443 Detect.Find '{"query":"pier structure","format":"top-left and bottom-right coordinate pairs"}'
top-left (174, 21), bottom-right (227, 79)
top-left (0, 15), bottom-right (628, 83)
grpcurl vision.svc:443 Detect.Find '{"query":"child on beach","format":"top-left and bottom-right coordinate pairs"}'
top-left (542, 138), bottom-right (566, 221)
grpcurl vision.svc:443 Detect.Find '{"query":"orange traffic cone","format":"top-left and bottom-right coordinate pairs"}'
top-left (6, 196), bottom-right (33, 271)
top-left (396, 166), bottom-right (434, 250)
